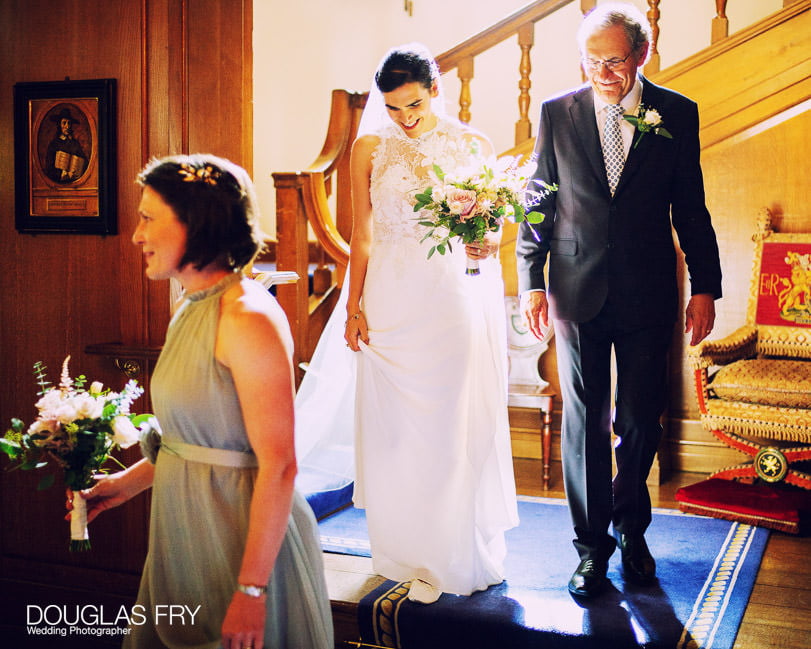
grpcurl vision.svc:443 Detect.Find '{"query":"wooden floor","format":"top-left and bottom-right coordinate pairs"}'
top-left (323, 458), bottom-right (811, 649)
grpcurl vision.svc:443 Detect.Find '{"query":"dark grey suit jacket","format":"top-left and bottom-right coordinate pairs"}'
top-left (516, 78), bottom-right (722, 328)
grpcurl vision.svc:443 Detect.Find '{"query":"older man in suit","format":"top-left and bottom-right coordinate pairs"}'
top-left (517, 3), bottom-right (722, 598)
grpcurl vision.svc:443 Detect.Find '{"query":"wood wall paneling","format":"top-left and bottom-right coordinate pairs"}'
top-left (0, 0), bottom-right (252, 642)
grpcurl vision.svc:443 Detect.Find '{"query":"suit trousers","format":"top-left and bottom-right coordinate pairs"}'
top-left (554, 299), bottom-right (673, 562)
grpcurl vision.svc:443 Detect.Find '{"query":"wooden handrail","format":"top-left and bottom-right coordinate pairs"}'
top-left (301, 171), bottom-right (350, 264)
top-left (306, 90), bottom-right (365, 177)
top-left (435, 0), bottom-right (574, 73)
top-left (654, 0), bottom-right (810, 85)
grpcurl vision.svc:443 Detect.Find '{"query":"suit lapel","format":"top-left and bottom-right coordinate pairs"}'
top-left (568, 88), bottom-right (609, 193)
top-left (613, 78), bottom-right (660, 197)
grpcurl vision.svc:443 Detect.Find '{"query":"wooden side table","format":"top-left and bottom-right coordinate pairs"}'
top-left (508, 384), bottom-right (556, 489)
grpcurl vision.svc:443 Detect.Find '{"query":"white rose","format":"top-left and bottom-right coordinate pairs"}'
top-left (54, 401), bottom-right (80, 424)
top-left (112, 416), bottom-right (139, 449)
top-left (89, 381), bottom-right (104, 395)
top-left (71, 393), bottom-right (105, 420)
top-left (643, 109), bottom-right (661, 126)
top-left (34, 389), bottom-right (63, 416)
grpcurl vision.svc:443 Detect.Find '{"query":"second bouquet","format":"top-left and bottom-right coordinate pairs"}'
top-left (0, 356), bottom-right (153, 550)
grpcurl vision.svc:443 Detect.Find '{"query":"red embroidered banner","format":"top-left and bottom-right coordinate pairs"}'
top-left (755, 242), bottom-right (811, 327)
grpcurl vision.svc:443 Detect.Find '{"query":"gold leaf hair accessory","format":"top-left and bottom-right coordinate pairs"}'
top-left (178, 163), bottom-right (220, 186)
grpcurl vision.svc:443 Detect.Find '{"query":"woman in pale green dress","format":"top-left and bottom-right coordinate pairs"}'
top-left (77, 154), bottom-right (333, 649)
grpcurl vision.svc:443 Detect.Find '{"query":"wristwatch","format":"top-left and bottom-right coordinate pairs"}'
top-left (236, 583), bottom-right (267, 598)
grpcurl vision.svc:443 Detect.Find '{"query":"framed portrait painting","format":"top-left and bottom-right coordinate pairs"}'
top-left (14, 78), bottom-right (116, 234)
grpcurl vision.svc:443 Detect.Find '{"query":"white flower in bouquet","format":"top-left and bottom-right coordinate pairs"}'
top-left (70, 392), bottom-right (106, 421)
top-left (111, 416), bottom-right (140, 449)
top-left (34, 389), bottom-right (63, 415)
top-left (430, 182), bottom-right (446, 205)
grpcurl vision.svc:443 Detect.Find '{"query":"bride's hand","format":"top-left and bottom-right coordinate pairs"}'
top-left (465, 231), bottom-right (500, 259)
top-left (344, 311), bottom-right (369, 352)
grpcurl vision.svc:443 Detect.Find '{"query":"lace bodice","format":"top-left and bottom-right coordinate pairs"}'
top-left (369, 116), bottom-right (485, 247)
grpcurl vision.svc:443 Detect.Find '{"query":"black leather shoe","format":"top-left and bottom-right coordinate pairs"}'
top-left (614, 531), bottom-right (656, 585)
top-left (567, 559), bottom-right (609, 597)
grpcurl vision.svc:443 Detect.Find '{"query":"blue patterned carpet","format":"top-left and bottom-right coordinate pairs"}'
top-left (318, 496), bottom-right (769, 649)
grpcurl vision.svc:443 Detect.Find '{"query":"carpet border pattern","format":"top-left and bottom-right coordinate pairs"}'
top-left (677, 521), bottom-right (760, 649)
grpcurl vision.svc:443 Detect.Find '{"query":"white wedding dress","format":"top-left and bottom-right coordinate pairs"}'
top-left (351, 115), bottom-right (519, 595)
top-left (295, 113), bottom-right (518, 596)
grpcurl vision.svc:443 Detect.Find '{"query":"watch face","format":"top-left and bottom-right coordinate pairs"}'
top-left (754, 447), bottom-right (788, 483)
top-left (238, 584), bottom-right (266, 597)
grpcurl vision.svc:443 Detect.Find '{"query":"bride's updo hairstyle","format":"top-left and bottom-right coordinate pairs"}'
top-left (374, 43), bottom-right (440, 93)
top-left (137, 153), bottom-right (266, 272)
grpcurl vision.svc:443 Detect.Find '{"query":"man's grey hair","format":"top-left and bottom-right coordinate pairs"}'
top-left (577, 2), bottom-right (652, 63)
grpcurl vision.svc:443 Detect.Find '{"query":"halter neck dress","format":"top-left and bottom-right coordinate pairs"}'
top-left (125, 273), bottom-right (333, 649)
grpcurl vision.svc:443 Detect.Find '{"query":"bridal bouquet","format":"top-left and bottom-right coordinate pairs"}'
top-left (0, 356), bottom-right (152, 550)
top-left (414, 155), bottom-right (555, 275)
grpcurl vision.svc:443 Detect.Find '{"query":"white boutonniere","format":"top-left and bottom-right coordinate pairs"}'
top-left (623, 104), bottom-right (673, 149)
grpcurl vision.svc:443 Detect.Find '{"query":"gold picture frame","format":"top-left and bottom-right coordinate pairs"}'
top-left (14, 78), bottom-right (116, 234)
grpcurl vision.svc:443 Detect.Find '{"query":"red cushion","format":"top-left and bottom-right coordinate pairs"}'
top-left (675, 478), bottom-right (811, 534)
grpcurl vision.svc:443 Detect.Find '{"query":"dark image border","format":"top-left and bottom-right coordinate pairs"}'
top-left (14, 78), bottom-right (116, 235)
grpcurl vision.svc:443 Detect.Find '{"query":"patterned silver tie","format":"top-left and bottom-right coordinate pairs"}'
top-left (602, 104), bottom-right (625, 196)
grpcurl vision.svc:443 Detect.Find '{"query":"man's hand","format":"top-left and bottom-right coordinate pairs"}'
top-left (685, 293), bottom-right (716, 346)
top-left (520, 291), bottom-right (549, 341)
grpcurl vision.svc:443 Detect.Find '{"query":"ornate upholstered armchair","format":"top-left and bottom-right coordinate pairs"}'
top-left (688, 213), bottom-right (811, 489)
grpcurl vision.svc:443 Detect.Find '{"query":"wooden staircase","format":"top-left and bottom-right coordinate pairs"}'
top-left (271, 0), bottom-right (810, 387)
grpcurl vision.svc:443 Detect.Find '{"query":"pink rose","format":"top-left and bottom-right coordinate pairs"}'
top-left (446, 188), bottom-right (478, 218)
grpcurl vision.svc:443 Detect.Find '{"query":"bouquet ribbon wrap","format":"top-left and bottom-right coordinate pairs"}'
top-left (70, 492), bottom-right (90, 550)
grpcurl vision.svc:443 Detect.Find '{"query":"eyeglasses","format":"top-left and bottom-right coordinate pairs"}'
top-left (581, 52), bottom-right (633, 72)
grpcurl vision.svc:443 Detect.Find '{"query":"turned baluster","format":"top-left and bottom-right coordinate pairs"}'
top-left (712, 0), bottom-right (729, 43)
top-left (644, 0), bottom-right (661, 76)
top-left (457, 56), bottom-right (474, 124)
top-left (515, 23), bottom-right (534, 145)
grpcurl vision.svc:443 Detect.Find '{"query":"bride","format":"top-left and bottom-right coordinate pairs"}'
top-left (301, 43), bottom-right (518, 604)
